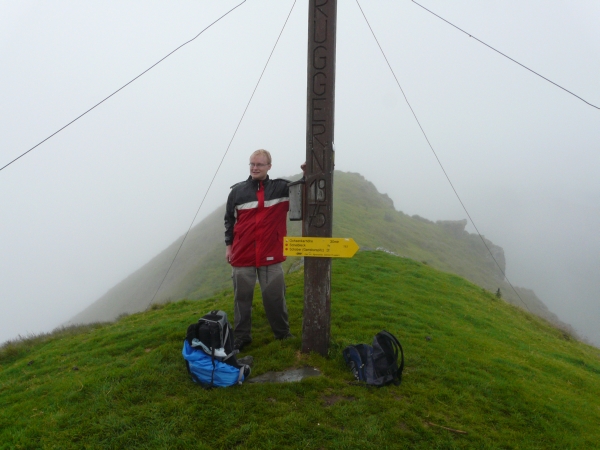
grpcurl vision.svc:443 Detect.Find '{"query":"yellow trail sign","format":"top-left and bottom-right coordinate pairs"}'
top-left (283, 237), bottom-right (359, 258)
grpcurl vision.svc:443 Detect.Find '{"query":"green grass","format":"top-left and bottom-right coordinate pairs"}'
top-left (2, 251), bottom-right (599, 449)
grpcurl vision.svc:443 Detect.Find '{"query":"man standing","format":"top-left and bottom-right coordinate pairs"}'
top-left (224, 149), bottom-right (294, 351)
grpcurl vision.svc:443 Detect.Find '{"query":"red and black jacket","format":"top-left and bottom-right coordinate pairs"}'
top-left (224, 175), bottom-right (289, 267)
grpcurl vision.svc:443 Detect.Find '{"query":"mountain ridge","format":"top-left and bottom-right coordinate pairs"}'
top-left (68, 171), bottom-right (574, 337)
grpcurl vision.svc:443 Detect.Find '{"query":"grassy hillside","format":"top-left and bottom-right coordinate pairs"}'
top-left (2, 252), bottom-right (599, 449)
top-left (68, 171), bottom-right (570, 336)
top-left (333, 173), bottom-right (565, 329)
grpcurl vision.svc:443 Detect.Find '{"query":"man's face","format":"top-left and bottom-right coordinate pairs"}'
top-left (249, 154), bottom-right (271, 181)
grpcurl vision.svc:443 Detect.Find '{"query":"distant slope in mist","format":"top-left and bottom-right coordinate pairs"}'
top-left (68, 171), bottom-right (573, 336)
top-left (333, 172), bottom-right (569, 333)
top-left (67, 204), bottom-right (230, 324)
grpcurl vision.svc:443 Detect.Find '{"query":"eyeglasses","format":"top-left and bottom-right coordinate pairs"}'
top-left (249, 163), bottom-right (269, 168)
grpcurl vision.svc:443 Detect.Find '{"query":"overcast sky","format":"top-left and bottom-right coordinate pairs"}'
top-left (1, 1), bottom-right (598, 346)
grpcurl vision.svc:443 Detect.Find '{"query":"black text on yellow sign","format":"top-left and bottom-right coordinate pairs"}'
top-left (283, 237), bottom-right (359, 258)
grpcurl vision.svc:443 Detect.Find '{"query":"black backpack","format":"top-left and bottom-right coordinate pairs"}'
top-left (186, 310), bottom-right (235, 358)
top-left (184, 310), bottom-right (249, 387)
top-left (342, 330), bottom-right (404, 386)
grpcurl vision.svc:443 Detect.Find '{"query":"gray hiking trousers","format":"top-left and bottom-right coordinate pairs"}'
top-left (232, 263), bottom-right (290, 341)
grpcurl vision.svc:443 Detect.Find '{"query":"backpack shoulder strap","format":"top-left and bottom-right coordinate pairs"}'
top-left (378, 330), bottom-right (404, 382)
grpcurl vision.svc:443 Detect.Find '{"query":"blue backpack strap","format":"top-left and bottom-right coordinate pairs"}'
top-left (209, 346), bottom-right (216, 388)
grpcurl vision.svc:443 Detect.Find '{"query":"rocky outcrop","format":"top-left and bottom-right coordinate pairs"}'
top-left (436, 219), bottom-right (468, 237)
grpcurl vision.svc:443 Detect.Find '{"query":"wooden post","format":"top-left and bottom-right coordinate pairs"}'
top-left (302, 0), bottom-right (337, 356)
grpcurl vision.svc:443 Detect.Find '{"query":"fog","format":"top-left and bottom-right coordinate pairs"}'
top-left (1, 1), bottom-right (598, 346)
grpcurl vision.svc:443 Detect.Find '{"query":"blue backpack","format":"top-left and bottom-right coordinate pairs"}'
top-left (342, 330), bottom-right (404, 386)
top-left (182, 310), bottom-right (250, 388)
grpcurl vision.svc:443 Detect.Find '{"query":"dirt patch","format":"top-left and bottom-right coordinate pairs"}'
top-left (322, 395), bottom-right (356, 406)
top-left (397, 422), bottom-right (409, 431)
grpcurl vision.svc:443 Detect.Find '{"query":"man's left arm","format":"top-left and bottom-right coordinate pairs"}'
top-left (224, 190), bottom-right (236, 262)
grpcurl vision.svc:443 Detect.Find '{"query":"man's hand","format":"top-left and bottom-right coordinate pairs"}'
top-left (226, 245), bottom-right (233, 264)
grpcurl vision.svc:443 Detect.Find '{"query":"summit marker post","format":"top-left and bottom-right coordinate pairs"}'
top-left (302, 0), bottom-right (337, 357)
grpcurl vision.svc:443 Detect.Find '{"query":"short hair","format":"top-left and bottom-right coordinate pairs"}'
top-left (250, 149), bottom-right (272, 165)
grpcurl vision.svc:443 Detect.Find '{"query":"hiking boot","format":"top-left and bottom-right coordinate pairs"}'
top-left (234, 337), bottom-right (252, 351)
top-left (277, 332), bottom-right (295, 340)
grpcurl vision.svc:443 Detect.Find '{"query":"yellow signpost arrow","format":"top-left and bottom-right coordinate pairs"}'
top-left (283, 237), bottom-right (359, 258)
